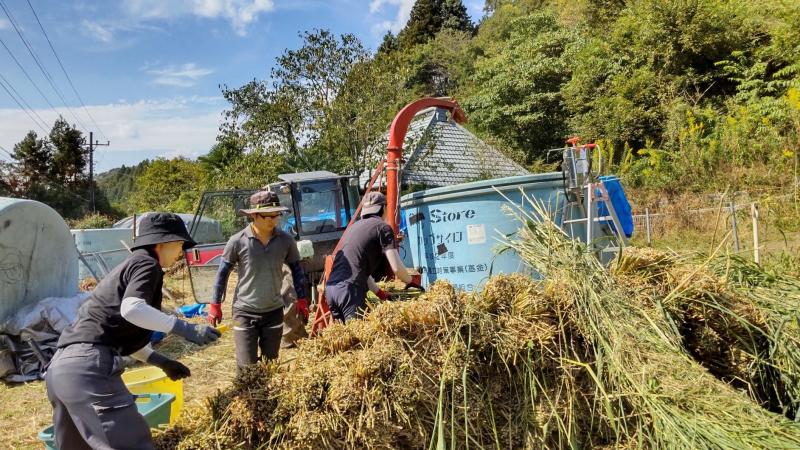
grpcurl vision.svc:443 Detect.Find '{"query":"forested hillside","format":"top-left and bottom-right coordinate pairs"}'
top-left (91, 0), bottom-right (799, 214)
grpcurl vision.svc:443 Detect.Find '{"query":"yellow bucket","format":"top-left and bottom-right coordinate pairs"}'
top-left (122, 366), bottom-right (183, 424)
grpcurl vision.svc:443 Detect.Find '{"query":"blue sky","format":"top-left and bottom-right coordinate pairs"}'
top-left (0, 0), bottom-right (482, 172)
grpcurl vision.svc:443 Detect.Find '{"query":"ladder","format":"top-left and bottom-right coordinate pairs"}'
top-left (559, 140), bottom-right (628, 259)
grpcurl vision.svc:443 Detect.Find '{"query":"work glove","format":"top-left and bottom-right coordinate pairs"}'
top-left (296, 298), bottom-right (309, 322)
top-left (405, 281), bottom-right (425, 292)
top-left (148, 352), bottom-right (191, 381)
top-left (171, 319), bottom-right (221, 346)
top-left (375, 289), bottom-right (390, 301)
top-left (206, 303), bottom-right (223, 326)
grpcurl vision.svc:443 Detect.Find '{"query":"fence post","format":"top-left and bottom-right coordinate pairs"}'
top-left (729, 202), bottom-right (740, 252)
top-left (132, 213), bottom-right (137, 239)
top-left (752, 203), bottom-right (760, 265)
top-left (645, 208), bottom-right (652, 246)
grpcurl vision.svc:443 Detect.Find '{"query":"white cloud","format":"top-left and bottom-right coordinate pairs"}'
top-left (0, 18), bottom-right (10, 30)
top-left (146, 63), bottom-right (214, 87)
top-left (369, 0), bottom-right (414, 34)
top-left (0, 96), bottom-right (224, 170)
top-left (81, 20), bottom-right (114, 42)
top-left (122, 0), bottom-right (274, 36)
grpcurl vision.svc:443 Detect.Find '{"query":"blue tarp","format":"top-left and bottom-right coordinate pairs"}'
top-left (177, 303), bottom-right (206, 318)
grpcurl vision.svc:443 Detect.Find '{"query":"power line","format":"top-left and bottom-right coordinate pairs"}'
top-left (0, 73), bottom-right (49, 134)
top-left (0, 35), bottom-right (61, 115)
top-left (0, 0), bottom-right (90, 133)
top-left (25, 0), bottom-right (109, 141)
top-left (0, 144), bottom-right (14, 165)
top-left (82, 131), bottom-right (110, 212)
top-left (0, 143), bottom-right (11, 158)
top-left (0, 71), bottom-right (50, 132)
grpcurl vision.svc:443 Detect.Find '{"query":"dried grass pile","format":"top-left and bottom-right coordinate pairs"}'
top-left (613, 247), bottom-right (800, 418)
top-left (155, 203), bottom-right (800, 449)
top-left (157, 276), bottom-right (571, 449)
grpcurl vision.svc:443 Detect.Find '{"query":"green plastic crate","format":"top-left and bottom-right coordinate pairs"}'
top-left (38, 393), bottom-right (175, 450)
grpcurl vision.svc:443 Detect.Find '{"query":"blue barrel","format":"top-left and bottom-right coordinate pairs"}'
top-left (399, 173), bottom-right (584, 292)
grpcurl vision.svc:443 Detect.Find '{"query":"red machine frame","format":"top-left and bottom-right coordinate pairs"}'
top-left (311, 97), bottom-right (466, 334)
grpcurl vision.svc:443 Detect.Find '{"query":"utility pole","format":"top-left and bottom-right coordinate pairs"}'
top-left (82, 131), bottom-right (110, 212)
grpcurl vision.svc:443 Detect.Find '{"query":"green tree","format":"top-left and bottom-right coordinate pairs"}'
top-left (463, 12), bottom-right (576, 161)
top-left (398, 0), bottom-right (473, 48)
top-left (97, 160), bottom-right (151, 211)
top-left (324, 55), bottom-right (415, 176)
top-left (199, 137), bottom-right (245, 176)
top-left (398, 0), bottom-right (442, 48)
top-left (402, 29), bottom-right (476, 96)
top-left (211, 149), bottom-right (288, 190)
top-left (563, 0), bottom-right (757, 148)
top-left (221, 29), bottom-right (371, 175)
top-left (128, 158), bottom-right (208, 213)
top-left (49, 118), bottom-right (86, 186)
top-left (377, 31), bottom-right (399, 54)
top-left (11, 131), bottom-right (51, 189)
top-left (441, 0), bottom-right (474, 33)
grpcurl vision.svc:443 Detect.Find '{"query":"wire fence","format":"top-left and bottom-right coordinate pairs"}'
top-left (629, 189), bottom-right (800, 264)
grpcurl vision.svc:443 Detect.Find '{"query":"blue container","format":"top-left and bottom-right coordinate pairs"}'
top-left (400, 173), bottom-right (586, 292)
top-left (38, 393), bottom-right (175, 450)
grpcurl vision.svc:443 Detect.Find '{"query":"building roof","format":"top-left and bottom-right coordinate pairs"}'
top-left (372, 107), bottom-right (528, 188)
top-left (278, 171), bottom-right (340, 183)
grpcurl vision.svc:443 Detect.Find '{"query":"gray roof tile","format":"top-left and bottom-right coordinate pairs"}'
top-left (399, 108), bottom-right (528, 187)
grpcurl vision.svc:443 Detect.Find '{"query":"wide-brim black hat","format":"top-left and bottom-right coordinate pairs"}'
top-left (131, 212), bottom-right (197, 250)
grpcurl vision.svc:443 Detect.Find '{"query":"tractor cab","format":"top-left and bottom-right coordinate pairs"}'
top-left (185, 171), bottom-right (361, 303)
top-left (269, 171), bottom-right (361, 243)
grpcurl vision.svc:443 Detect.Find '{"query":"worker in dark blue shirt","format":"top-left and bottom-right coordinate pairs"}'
top-left (46, 213), bottom-right (220, 450)
top-left (325, 192), bottom-right (423, 322)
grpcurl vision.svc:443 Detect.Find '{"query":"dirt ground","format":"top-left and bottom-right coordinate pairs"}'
top-left (0, 272), bottom-right (248, 449)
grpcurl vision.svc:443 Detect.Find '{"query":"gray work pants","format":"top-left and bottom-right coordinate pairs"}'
top-left (232, 307), bottom-right (284, 367)
top-left (45, 343), bottom-right (153, 450)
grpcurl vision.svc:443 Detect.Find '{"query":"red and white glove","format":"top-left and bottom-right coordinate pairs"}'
top-left (296, 298), bottom-right (309, 322)
top-left (206, 303), bottom-right (223, 326)
top-left (375, 289), bottom-right (390, 301)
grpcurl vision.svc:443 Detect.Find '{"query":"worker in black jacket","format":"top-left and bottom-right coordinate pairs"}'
top-left (325, 191), bottom-right (423, 322)
top-left (45, 213), bottom-right (221, 450)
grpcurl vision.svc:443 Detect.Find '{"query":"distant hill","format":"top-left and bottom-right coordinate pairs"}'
top-left (96, 160), bottom-right (151, 212)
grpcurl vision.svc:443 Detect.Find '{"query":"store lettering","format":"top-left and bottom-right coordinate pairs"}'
top-left (430, 208), bottom-right (475, 223)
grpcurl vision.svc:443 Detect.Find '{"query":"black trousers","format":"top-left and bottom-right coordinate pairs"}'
top-left (232, 307), bottom-right (284, 368)
top-left (45, 343), bottom-right (153, 450)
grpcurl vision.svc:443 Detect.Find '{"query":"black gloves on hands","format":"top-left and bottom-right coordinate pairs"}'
top-left (172, 319), bottom-right (221, 346)
top-left (148, 352), bottom-right (191, 381)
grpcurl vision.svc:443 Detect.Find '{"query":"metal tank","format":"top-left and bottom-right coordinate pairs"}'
top-left (71, 228), bottom-right (134, 280)
top-left (399, 172), bottom-right (588, 292)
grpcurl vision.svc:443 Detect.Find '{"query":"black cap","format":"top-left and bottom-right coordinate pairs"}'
top-left (131, 213), bottom-right (197, 250)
